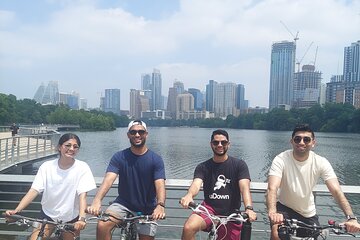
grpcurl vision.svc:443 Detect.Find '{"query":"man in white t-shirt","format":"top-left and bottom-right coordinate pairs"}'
top-left (266, 124), bottom-right (360, 240)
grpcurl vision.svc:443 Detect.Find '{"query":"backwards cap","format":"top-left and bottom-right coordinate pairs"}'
top-left (128, 120), bottom-right (147, 131)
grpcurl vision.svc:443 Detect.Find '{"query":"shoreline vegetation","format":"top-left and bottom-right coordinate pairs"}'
top-left (1, 93), bottom-right (359, 133)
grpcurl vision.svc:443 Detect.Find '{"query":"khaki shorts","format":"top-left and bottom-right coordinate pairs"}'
top-left (107, 203), bottom-right (157, 237)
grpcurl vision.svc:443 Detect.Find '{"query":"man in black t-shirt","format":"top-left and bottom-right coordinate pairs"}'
top-left (180, 129), bottom-right (257, 240)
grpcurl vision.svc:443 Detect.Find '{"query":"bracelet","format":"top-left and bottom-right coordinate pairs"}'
top-left (157, 202), bottom-right (165, 208)
top-left (78, 216), bottom-right (86, 222)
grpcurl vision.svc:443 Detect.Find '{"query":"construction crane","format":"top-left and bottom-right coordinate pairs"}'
top-left (296, 41), bottom-right (314, 72)
top-left (280, 20), bottom-right (299, 44)
top-left (311, 46), bottom-right (319, 69)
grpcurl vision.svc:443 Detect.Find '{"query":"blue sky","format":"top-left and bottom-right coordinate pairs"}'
top-left (1, 0), bottom-right (359, 109)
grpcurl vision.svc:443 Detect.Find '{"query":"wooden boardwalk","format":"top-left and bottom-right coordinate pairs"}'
top-left (0, 131), bottom-right (60, 173)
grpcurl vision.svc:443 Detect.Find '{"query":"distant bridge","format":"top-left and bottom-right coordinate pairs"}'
top-left (0, 126), bottom-right (64, 173)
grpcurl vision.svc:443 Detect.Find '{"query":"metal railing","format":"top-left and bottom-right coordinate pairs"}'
top-left (1, 175), bottom-right (360, 239)
top-left (0, 133), bottom-right (61, 173)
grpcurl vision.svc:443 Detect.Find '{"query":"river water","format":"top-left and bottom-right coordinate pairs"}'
top-left (66, 127), bottom-right (360, 184)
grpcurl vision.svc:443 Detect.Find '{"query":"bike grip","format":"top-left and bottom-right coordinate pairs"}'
top-left (65, 224), bottom-right (76, 231)
top-left (188, 202), bottom-right (197, 208)
top-left (4, 214), bottom-right (23, 220)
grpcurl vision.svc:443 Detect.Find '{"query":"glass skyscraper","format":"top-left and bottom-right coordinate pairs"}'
top-left (269, 41), bottom-right (296, 109)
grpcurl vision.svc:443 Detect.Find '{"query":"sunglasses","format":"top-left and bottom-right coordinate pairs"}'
top-left (129, 130), bottom-right (146, 135)
top-left (63, 144), bottom-right (79, 149)
top-left (211, 140), bottom-right (229, 146)
top-left (293, 136), bottom-right (312, 144)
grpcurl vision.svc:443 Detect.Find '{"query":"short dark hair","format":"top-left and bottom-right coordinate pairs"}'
top-left (292, 124), bottom-right (315, 139)
top-left (211, 129), bottom-right (229, 141)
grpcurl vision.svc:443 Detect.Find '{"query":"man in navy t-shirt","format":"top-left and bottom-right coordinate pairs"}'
top-left (180, 129), bottom-right (257, 240)
top-left (88, 120), bottom-right (166, 240)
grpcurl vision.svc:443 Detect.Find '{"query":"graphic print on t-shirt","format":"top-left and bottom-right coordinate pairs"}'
top-left (213, 174), bottom-right (230, 190)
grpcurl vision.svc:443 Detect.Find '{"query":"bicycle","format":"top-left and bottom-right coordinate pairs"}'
top-left (86, 210), bottom-right (157, 240)
top-left (278, 218), bottom-right (360, 240)
top-left (186, 202), bottom-right (251, 240)
top-left (2, 212), bottom-right (78, 240)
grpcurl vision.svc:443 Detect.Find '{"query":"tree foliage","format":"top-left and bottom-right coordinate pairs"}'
top-left (0, 93), bottom-right (359, 133)
top-left (0, 93), bottom-right (121, 131)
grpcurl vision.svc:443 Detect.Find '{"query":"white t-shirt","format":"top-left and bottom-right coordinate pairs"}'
top-left (268, 150), bottom-right (337, 217)
top-left (31, 159), bottom-right (96, 222)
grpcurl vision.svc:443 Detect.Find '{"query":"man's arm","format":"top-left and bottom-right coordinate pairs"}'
top-left (239, 179), bottom-right (257, 222)
top-left (88, 172), bottom-right (117, 215)
top-left (180, 178), bottom-right (203, 208)
top-left (326, 178), bottom-right (360, 233)
top-left (266, 175), bottom-right (284, 224)
top-left (152, 179), bottom-right (166, 220)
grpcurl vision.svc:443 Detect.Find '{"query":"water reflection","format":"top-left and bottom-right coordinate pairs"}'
top-left (72, 128), bottom-right (360, 185)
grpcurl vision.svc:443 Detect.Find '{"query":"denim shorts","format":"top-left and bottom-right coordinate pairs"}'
top-left (107, 203), bottom-right (157, 237)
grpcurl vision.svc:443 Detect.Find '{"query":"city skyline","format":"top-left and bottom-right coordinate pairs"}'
top-left (1, 0), bottom-right (359, 109)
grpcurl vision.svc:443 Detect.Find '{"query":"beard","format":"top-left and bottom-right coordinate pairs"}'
top-left (130, 138), bottom-right (146, 148)
top-left (212, 147), bottom-right (227, 156)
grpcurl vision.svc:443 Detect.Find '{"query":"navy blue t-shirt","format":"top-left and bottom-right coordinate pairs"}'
top-left (194, 156), bottom-right (251, 215)
top-left (106, 148), bottom-right (166, 214)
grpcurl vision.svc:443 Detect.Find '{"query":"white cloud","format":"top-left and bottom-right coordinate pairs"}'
top-left (0, 0), bottom-right (359, 109)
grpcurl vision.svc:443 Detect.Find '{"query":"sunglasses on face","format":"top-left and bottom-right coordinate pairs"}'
top-left (63, 144), bottom-right (79, 149)
top-left (293, 136), bottom-right (312, 144)
top-left (211, 140), bottom-right (229, 146)
top-left (129, 130), bottom-right (146, 136)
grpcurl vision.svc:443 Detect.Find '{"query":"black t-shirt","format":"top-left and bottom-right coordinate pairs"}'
top-left (194, 156), bottom-right (251, 215)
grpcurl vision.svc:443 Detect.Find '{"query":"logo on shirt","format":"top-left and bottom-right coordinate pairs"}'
top-left (213, 175), bottom-right (230, 191)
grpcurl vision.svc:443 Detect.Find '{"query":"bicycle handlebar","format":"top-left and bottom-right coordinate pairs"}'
top-left (85, 209), bottom-right (155, 222)
top-left (184, 201), bottom-right (249, 223)
top-left (2, 212), bottom-right (76, 231)
top-left (279, 218), bottom-right (357, 238)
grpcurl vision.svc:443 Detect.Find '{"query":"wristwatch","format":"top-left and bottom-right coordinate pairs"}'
top-left (245, 205), bottom-right (254, 211)
top-left (157, 202), bottom-right (165, 208)
top-left (346, 215), bottom-right (357, 221)
top-left (78, 216), bottom-right (86, 222)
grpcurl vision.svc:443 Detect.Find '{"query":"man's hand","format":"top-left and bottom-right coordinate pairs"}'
top-left (246, 209), bottom-right (257, 222)
top-left (179, 194), bottom-right (194, 209)
top-left (87, 199), bottom-right (102, 216)
top-left (268, 212), bottom-right (284, 225)
top-left (344, 220), bottom-right (360, 233)
top-left (152, 204), bottom-right (165, 220)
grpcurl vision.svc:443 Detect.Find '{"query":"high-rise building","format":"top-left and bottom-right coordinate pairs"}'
top-left (326, 75), bottom-right (344, 103)
top-left (141, 69), bottom-right (162, 111)
top-left (104, 89), bottom-right (121, 115)
top-left (152, 69), bottom-right (162, 110)
top-left (235, 84), bottom-right (248, 110)
top-left (206, 80), bottom-right (217, 112)
top-left (214, 82), bottom-right (237, 118)
top-left (79, 98), bottom-right (87, 110)
top-left (343, 40), bottom-right (360, 107)
top-left (293, 65), bottom-right (322, 108)
top-left (33, 81), bottom-right (59, 105)
top-left (344, 40), bottom-right (360, 83)
top-left (188, 88), bottom-right (203, 111)
top-left (59, 91), bottom-right (79, 110)
top-left (325, 40), bottom-right (360, 108)
top-left (269, 41), bottom-right (296, 110)
top-left (167, 80), bottom-right (186, 119)
top-left (176, 93), bottom-right (194, 119)
top-left (130, 89), bottom-right (150, 119)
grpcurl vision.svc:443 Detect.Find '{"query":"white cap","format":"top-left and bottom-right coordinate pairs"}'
top-left (128, 120), bottom-right (147, 131)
